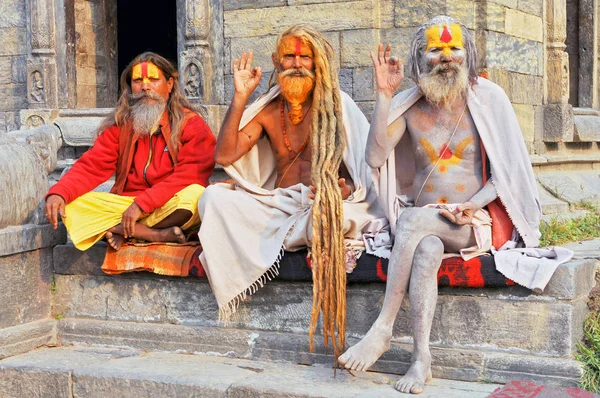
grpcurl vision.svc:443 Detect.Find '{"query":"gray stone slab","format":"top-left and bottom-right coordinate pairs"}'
top-left (0, 248), bottom-right (53, 329)
top-left (0, 223), bottom-right (67, 257)
top-left (537, 171), bottom-right (600, 204)
top-left (543, 259), bottom-right (596, 299)
top-left (73, 352), bottom-right (262, 398)
top-left (574, 114), bottom-right (600, 142)
top-left (483, 352), bottom-right (582, 387)
top-left (0, 346), bottom-right (138, 398)
top-left (0, 319), bottom-right (56, 360)
top-left (58, 318), bottom-right (254, 357)
top-left (537, 182), bottom-right (570, 215)
top-left (563, 239), bottom-right (600, 260)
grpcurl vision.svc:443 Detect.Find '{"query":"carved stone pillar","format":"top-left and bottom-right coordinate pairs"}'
top-left (27, 0), bottom-right (59, 110)
top-left (180, 0), bottom-right (224, 105)
top-left (544, 0), bottom-right (574, 141)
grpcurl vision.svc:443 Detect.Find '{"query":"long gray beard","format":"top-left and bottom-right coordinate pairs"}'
top-left (418, 63), bottom-right (469, 108)
top-left (129, 92), bottom-right (167, 135)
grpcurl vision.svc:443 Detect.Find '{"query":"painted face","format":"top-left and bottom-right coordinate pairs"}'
top-left (278, 36), bottom-right (314, 71)
top-left (131, 61), bottom-right (173, 101)
top-left (424, 23), bottom-right (465, 67)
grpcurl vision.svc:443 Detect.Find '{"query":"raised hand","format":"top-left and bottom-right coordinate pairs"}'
top-left (370, 43), bottom-right (404, 98)
top-left (233, 52), bottom-right (262, 99)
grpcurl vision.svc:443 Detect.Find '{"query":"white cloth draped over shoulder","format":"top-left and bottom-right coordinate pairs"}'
top-left (377, 78), bottom-right (573, 292)
top-left (198, 86), bottom-right (391, 321)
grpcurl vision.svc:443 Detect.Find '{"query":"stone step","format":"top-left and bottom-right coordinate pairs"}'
top-left (0, 345), bottom-right (504, 397)
top-left (48, 241), bottom-right (600, 386)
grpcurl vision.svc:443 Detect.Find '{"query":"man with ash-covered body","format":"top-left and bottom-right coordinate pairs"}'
top-left (45, 52), bottom-right (216, 251)
top-left (337, 16), bottom-right (563, 394)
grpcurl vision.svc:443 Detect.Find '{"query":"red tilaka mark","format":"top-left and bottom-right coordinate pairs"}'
top-left (440, 25), bottom-right (452, 43)
top-left (439, 144), bottom-right (453, 159)
top-left (295, 37), bottom-right (302, 57)
top-left (141, 62), bottom-right (148, 78)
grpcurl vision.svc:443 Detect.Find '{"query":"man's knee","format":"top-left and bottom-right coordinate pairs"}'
top-left (395, 208), bottom-right (427, 236)
top-left (414, 236), bottom-right (444, 273)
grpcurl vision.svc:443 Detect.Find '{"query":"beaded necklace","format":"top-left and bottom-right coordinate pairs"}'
top-left (280, 97), bottom-right (311, 159)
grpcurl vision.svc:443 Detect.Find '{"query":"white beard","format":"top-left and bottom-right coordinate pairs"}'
top-left (129, 92), bottom-right (167, 135)
top-left (418, 62), bottom-right (469, 108)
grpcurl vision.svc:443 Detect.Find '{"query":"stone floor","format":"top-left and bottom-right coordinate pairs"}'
top-left (0, 345), bottom-right (502, 397)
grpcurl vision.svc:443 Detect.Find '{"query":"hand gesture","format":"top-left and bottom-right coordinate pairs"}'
top-left (439, 201), bottom-right (479, 226)
top-left (307, 178), bottom-right (353, 200)
top-left (45, 194), bottom-right (66, 229)
top-left (233, 52), bottom-right (262, 99)
top-left (121, 202), bottom-right (143, 238)
top-left (371, 43), bottom-right (404, 98)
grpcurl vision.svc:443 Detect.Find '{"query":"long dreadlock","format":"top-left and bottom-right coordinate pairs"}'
top-left (269, 25), bottom-right (347, 364)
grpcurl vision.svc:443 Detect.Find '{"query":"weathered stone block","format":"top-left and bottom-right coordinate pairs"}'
top-left (224, 2), bottom-right (374, 38)
top-left (484, 31), bottom-right (543, 75)
top-left (543, 259), bottom-right (597, 299)
top-left (0, 224), bottom-right (66, 257)
top-left (477, 1), bottom-right (506, 33)
top-left (289, 0), bottom-right (356, 4)
top-left (356, 101), bottom-right (375, 122)
top-left (574, 115), bottom-right (600, 142)
top-left (339, 68), bottom-right (353, 95)
top-left (489, 0), bottom-right (517, 7)
top-left (505, 9), bottom-right (543, 42)
top-left (0, 84), bottom-right (27, 111)
top-left (228, 35), bottom-right (278, 73)
top-left (341, 29), bottom-right (379, 68)
top-left (223, 73), bottom-right (271, 104)
top-left (0, 319), bottom-right (56, 360)
top-left (394, 0), bottom-right (443, 27)
top-left (353, 67), bottom-right (375, 101)
top-left (509, 73), bottom-right (543, 105)
top-left (11, 55), bottom-right (26, 84)
top-left (0, 57), bottom-right (12, 84)
top-left (59, 319), bottom-right (255, 356)
top-left (394, 0), bottom-right (474, 28)
top-left (224, 0), bottom-right (286, 11)
top-left (377, 0), bottom-right (395, 29)
top-left (380, 28), bottom-right (414, 63)
top-left (517, 0), bottom-right (543, 17)
top-left (543, 104), bottom-right (574, 142)
top-left (483, 353), bottom-right (582, 386)
top-left (537, 172), bottom-right (600, 205)
top-left (0, 0), bottom-right (26, 29)
top-left (512, 103), bottom-right (535, 142)
top-left (486, 68), bottom-right (510, 94)
top-left (0, 368), bottom-right (72, 398)
top-left (76, 84), bottom-right (99, 108)
top-left (0, 249), bottom-right (52, 329)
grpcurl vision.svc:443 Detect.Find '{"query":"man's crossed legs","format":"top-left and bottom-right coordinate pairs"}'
top-left (338, 207), bottom-right (476, 394)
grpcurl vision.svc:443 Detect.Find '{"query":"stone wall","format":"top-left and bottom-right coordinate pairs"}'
top-left (222, 0), bottom-right (545, 143)
top-left (73, 0), bottom-right (118, 108)
top-left (0, 0), bottom-right (28, 132)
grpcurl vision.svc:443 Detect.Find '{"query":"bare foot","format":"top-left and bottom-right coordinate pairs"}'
top-left (337, 325), bottom-right (392, 372)
top-left (154, 226), bottom-right (186, 244)
top-left (395, 359), bottom-right (432, 394)
top-left (105, 231), bottom-right (126, 250)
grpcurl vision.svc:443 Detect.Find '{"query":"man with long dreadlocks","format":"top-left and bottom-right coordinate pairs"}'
top-left (45, 52), bottom-right (216, 251)
top-left (198, 25), bottom-right (390, 362)
top-left (338, 16), bottom-right (571, 394)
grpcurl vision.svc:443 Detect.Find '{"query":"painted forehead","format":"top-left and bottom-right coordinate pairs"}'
top-left (279, 36), bottom-right (314, 58)
top-left (424, 23), bottom-right (464, 51)
top-left (132, 62), bottom-right (161, 82)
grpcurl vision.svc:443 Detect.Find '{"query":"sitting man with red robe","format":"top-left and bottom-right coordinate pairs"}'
top-left (45, 52), bottom-right (216, 251)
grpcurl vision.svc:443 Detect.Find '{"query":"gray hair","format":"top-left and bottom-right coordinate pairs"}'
top-left (407, 15), bottom-right (478, 86)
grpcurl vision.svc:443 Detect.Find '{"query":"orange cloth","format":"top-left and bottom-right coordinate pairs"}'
top-left (102, 241), bottom-right (202, 276)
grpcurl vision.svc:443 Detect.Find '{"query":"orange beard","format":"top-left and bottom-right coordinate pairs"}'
top-left (277, 68), bottom-right (315, 125)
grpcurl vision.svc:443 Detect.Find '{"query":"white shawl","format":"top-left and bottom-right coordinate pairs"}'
top-left (377, 78), bottom-right (572, 291)
top-left (199, 86), bottom-right (391, 319)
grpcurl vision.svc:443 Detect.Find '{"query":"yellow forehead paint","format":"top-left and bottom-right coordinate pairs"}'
top-left (132, 62), bottom-right (160, 84)
top-left (279, 36), bottom-right (313, 61)
top-left (425, 23), bottom-right (464, 57)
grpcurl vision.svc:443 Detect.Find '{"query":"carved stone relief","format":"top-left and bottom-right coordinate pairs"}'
top-left (30, 70), bottom-right (45, 103)
top-left (184, 62), bottom-right (204, 99)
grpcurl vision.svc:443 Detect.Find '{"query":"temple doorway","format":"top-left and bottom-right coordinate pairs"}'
top-left (117, 0), bottom-right (179, 80)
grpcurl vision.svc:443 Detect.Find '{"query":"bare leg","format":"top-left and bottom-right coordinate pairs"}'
top-left (338, 208), bottom-right (474, 377)
top-left (395, 235), bottom-right (443, 394)
top-left (106, 209), bottom-right (192, 250)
